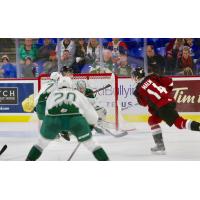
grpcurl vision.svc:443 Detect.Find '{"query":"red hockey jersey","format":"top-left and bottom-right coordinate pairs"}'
top-left (133, 74), bottom-right (174, 110)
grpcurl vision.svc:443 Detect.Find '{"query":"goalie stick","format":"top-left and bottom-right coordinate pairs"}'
top-left (83, 83), bottom-right (128, 137)
top-left (85, 84), bottom-right (111, 97)
top-left (85, 83), bottom-right (129, 137)
top-left (0, 145), bottom-right (7, 156)
top-left (102, 120), bottom-right (136, 133)
top-left (94, 124), bottom-right (129, 137)
top-left (104, 128), bottom-right (128, 138)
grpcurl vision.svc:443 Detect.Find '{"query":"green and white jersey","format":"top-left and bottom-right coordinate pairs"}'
top-left (46, 87), bottom-right (98, 125)
top-left (34, 80), bottom-right (57, 106)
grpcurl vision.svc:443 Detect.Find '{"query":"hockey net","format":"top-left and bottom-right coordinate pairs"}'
top-left (39, 73), bottom-right (121, 130)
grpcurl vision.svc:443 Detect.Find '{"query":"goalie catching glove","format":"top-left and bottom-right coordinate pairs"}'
top-left (22, 94), bottom-right (35, 112)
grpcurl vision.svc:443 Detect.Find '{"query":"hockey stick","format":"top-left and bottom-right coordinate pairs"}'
top-left (0, 145), bottom-right (7, 156)
top-left (67, 143), bottom-right (81, 161)
top-left (95, 123), bottom-right (129, 137)
top-left (104, 128), bottom-right (128, 138)
top-left (102, 120), bottom-right (136, 133)
top-left (85, 84), bottom-right (111, 97)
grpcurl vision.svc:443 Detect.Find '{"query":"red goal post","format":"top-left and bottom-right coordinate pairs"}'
top-left (38, 73), bottom-right (119, 129)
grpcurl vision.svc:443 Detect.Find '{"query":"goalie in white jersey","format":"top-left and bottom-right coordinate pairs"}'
top-left (76, 80), bottom-right (108, 134)
top-left (26, 76), bottom-right (109, 161)
top-left (75, 79), bottom-right (128, 137)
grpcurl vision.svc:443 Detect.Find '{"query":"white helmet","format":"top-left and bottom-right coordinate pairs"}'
top-left (58, 76), bottom-right (73, 89)
top-left (50, 72), bottom-right (62, 81)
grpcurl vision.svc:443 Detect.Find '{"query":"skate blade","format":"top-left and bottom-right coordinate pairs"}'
top-left (151, 150), bottom-right (166, 155)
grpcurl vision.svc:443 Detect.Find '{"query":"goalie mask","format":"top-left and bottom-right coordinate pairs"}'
top-left (76, 80), bottom-right (87, 94)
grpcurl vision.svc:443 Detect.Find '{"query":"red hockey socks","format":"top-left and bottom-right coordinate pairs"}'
top-left (174, 117), bottom-right (200, 131)
top-left (174, 117), bottom-right (187, 129)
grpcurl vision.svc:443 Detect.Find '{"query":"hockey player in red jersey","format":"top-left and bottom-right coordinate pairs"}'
top-left (132, 67), bottom-right (200, 153)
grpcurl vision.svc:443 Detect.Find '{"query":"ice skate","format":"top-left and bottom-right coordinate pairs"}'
top-left (151, 143), bottom-right (166, 154)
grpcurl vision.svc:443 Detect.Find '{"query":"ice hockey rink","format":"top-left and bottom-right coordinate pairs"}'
top-left (1, 121), bottom-right (200, 161)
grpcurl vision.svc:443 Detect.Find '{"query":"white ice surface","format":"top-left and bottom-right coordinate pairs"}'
top-left (1, 122), bottom-right (200, 161)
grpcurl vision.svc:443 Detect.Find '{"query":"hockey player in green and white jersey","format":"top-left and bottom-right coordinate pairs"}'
top-left (35, 72), bottom-right (62, 121)
top-left (22, 72), bottom-right (62, 120)
top-left (76, 80), bottom-right (108, 134)
top-left (22, 71), bottom-right (70, 140)
top-left (26, 76), bottom-right (109, 161)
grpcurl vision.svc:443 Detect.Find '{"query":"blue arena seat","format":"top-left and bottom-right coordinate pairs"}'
top-left (37, 38), bottom-right (58, 46)
top-left (156, 47), bottom-right (166, 56)
top-left (130, 47), bottom-right (144, 58)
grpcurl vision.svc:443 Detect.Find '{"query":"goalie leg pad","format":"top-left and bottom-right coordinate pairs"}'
top-left (95, 106), bottom-right (107, 121)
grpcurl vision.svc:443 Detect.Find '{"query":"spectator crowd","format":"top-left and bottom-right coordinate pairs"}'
top-left (0, 38), bottom-right (200, 78)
